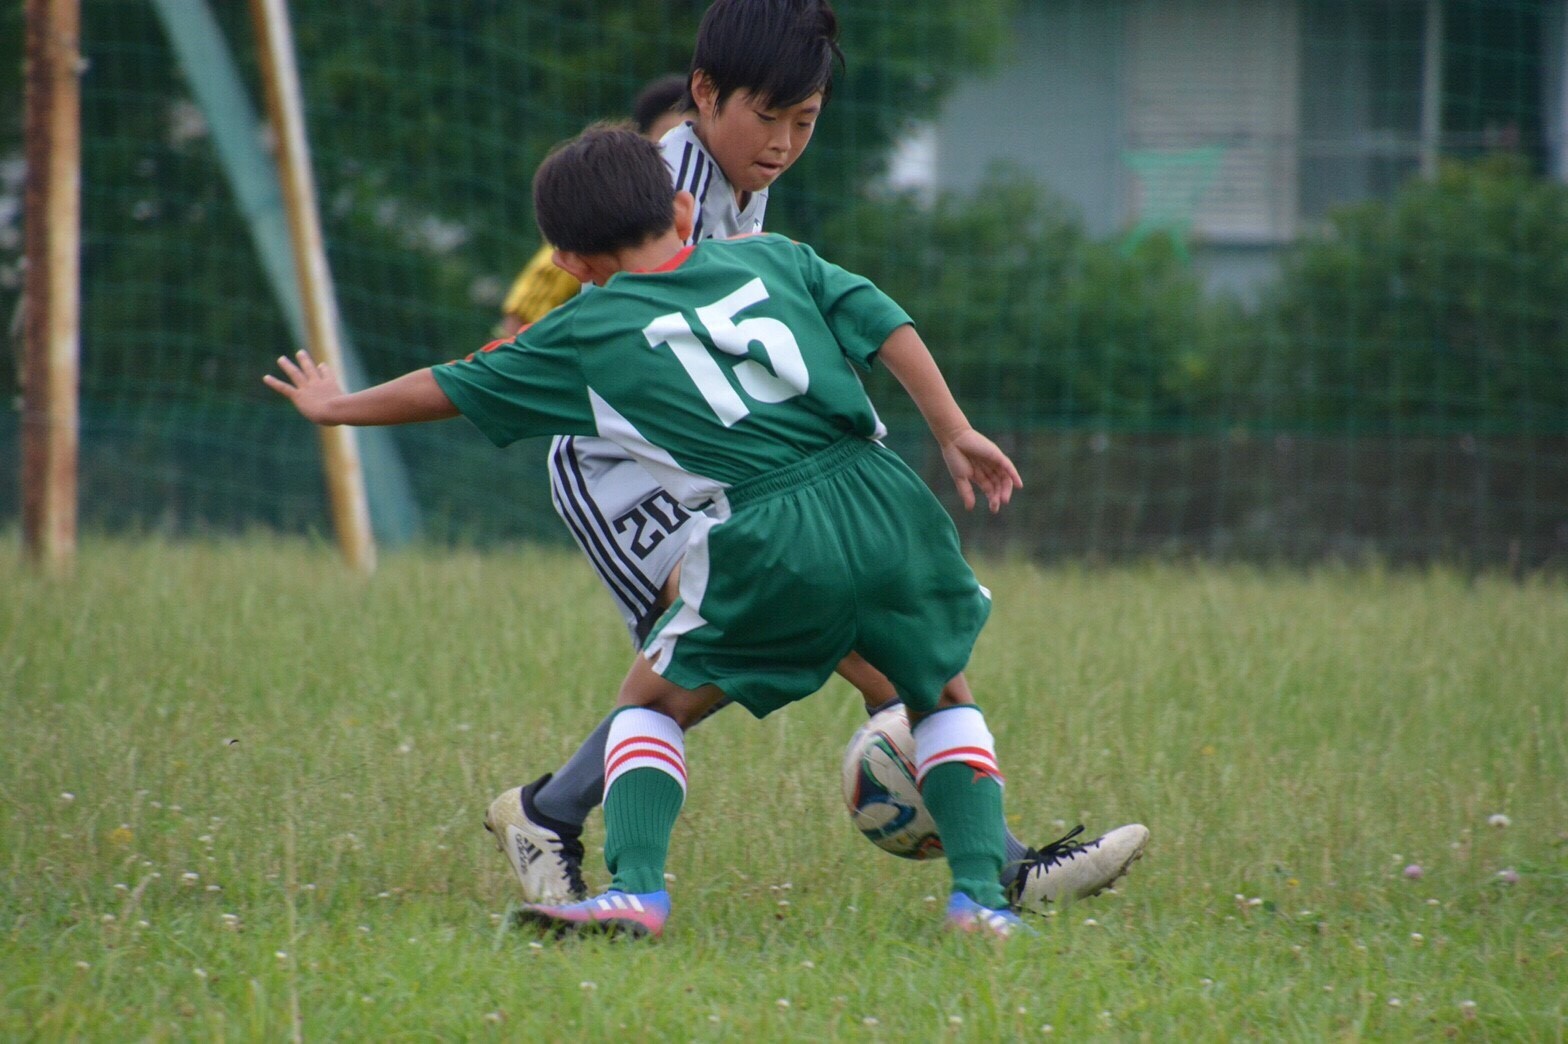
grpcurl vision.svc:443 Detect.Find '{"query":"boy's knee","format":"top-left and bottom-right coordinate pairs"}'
top-left (908, 673), bottom-right (974, 722)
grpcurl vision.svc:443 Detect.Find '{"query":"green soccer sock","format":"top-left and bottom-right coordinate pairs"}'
top-left (603, 766), bottom-right (685, 895)
top-left (921, 761), bottom-right (1009, 910)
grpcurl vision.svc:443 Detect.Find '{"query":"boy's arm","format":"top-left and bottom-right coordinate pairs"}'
top-left (877, 324), bottom-right (1022, 514)
top-left (264, 350), bottom-right (459, 426)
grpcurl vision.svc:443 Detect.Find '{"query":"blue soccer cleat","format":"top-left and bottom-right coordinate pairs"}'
top-left (944, 892), bottom-right (1035, 938)
top-left (515, 889), bottom-right (671, 939)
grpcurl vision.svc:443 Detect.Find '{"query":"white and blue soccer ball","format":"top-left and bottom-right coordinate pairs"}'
top-left (841, 706), bottom-right (944, 860)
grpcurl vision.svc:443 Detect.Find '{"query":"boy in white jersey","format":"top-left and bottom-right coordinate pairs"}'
top-left (510, 0), bottom-right (1149, 913)
top-left (267, 126), bottom-right (1063, 937)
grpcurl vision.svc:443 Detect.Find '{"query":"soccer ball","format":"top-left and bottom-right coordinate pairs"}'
top-left (841, 706), bottom-right (943, 860)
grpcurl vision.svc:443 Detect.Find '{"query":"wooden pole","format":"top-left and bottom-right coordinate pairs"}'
top-left (1419, 0), bottom-right (1445, 179)
top-left (250, 0), bottom-right (376, 573)
top-left (21, 0), bottom-right (81, 574)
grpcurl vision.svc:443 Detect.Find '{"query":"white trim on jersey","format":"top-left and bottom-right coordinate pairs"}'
top-left (585, 389), bottom-right (730, 511)
top-left (660, 121), bottom-right (766, 246)
top-left (645, 511), bottom-right (718, 674)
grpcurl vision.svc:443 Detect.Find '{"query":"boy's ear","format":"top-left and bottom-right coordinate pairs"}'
top-left (674, 191), bottom-right (696, 243)
top-left (690, 70), bottom-right (719, 118)
top-left (551, 249), bottom-right (595, 284)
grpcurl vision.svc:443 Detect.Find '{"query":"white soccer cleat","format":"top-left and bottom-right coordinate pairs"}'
top-left (483, 774), bottom-right (588, 903)
top-left (1007, 823), bottom-right (1150, 914)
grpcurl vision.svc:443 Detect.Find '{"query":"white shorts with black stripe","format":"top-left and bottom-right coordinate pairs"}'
top-left (548, 434), bottom-right (700, 646)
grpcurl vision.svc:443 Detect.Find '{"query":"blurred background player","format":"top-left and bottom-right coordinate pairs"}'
top-left (491, 0), bottom-right (1150, 915)
top-left (495, 74), bottom-right (692, 334)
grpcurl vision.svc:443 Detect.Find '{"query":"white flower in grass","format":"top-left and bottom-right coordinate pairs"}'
top-left (708, 1014), bottom-right (721, 1024)
top-left (862, 1016), bottom-right (879, 1026)
top-left (1040, 1024), bottom-right (1053, 1034)
top-left (1083, 918), bottom-right (1099, 927)
top-left (1387, 997), bottom-right (1402, 1008)
top-left (1488, 814), bottom-right (1511, 829)
top-left (948, 1015), bottom-right (963, 1026)
top-left (1426, 898), bottom-right (1441, 906)
top-left (1496, 868), bottom-right (1520, 885)
top-left (136, 920), bottom-right (150, 929)
top-left (113, 883), bottom-right (129, 893)
top-left (776, 998), bottom-right (790, 1009)
top-left (800, 960), bottom-right (814, 969)
top-left (483, 1012), bottom-right (502, 1024)
top-left (75, 961), bottom-right (90, 971)
top-left (60, 792), bottom-right (75, 803)
top-left (274, 951), bottom-right (288, 961)
top-left (181, 872), bottom-right (199, 886)
top-left (193, 968), bottom-right (207, 979)
top-left (100, 914), bottom-right (115, 924)
top-left (579, 981), bottom-right (596, 991)
top-left (1459, 1000), bottom-right (1478, 1020)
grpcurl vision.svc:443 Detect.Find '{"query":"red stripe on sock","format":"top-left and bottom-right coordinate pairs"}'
top-left (607, 734), bottom-right (682, 764)
top-left (918, 746), bottom-right (998, 773)
top-left (605, 746), bottom-right (688, 784)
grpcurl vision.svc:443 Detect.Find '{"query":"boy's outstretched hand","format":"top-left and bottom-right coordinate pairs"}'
top-left (264, 350), bottom-right (345, 425)
top-left (940, 428), bottom-right (1022, 513)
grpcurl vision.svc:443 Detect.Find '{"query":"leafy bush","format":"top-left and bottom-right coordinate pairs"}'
top-left (1254, 156), bottom-right (1568, 433)
top-left (817, 170), bottom-right (1231, 429)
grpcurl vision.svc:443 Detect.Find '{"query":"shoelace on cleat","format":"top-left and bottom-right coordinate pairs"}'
top-left (1005, 824), bottom-right (1089, 904)
top-left (558, 833), bottom-right (588, 898)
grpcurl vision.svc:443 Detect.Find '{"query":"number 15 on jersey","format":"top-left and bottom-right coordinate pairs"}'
top-left (643, 277), bottom-right (811, 427)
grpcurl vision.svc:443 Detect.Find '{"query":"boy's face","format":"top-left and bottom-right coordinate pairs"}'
top-left (692, 77), bottom-right (822, 195)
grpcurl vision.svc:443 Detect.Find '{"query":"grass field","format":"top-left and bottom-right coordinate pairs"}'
top-left (3, 539), bottom-right (1565, 1040)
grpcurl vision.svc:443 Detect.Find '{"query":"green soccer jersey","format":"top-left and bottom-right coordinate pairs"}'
top-left (432, 233), bottom-right (912, 511)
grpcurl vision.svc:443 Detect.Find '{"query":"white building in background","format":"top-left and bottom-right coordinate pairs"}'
top-left (900, 0), bottom-right (1568, 295)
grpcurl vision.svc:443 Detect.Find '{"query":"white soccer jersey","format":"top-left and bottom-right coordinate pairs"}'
top-left (547, 122), bottom-right (768, 642)
top-left (659, 120), bottom-right (767, 244)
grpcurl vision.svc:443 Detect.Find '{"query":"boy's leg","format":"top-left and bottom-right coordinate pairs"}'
top-left (909, 696), bottom-right (1010, 911)
top-left (836, 653), bottom-right (1032, 873)
top-left (515, 659), bottom-right (725, 938)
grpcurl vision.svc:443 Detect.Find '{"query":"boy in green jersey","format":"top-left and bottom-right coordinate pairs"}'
top-left (507, 0), bottom-right (1147, 918)
top-left (267, 125), bottom-right (1038, 936)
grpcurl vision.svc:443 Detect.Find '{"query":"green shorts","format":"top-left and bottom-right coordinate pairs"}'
top-left (644, 437), bottom-right (991, 717)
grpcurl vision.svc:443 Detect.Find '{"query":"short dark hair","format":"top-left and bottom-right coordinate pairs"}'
top-left (632, 73), bottom-right (691, 135)
top-left (690, 0), bottom-right (844, 110)
top-left (532, 124), bottom-right (675, 256)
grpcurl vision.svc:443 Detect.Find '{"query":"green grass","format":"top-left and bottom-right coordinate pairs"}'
top-left (3, 539), bottom-right (1566, 1040)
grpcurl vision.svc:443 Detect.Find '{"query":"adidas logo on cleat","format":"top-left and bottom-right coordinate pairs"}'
top-left (509, 829), bottom-right (544, 870)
